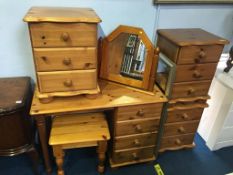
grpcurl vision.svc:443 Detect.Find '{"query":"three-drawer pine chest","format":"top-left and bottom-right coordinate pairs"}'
top-left (156, 29), bottom-right (229, 152)
top-left (24, 7), bottom-right (101, 102)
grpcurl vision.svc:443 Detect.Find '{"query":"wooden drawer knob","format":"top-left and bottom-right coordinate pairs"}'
top-left (63, 80), bottom-right (73, 87)
top-left (134, 139), bottom-right (141, 146)
top-left (63, 58), bottom-right (72, 65)
top-left (193, 70), bottom-right (202, 78)
top-left (41, 56), bottom-right (47, 61)
top-left (136, 109), bottom-right (144, 116)
top-left (182, 113), bottom-right (189, 120)
top-left (61, 32), bottom-right (69, 42)
top-left (199, 50), bottom-right (206, 58)
top-left (135, 124), bottom-right (142, 132)
top-left (175, 139), bottom-right (181, 145)
top-left (132, 153), bottom-right (139, 160)
top-left (178, 126), bottom-right (185, 133)
top-left (187, 88), bottom-right (195, 94)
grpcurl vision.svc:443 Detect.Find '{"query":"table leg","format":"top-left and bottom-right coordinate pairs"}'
top-left (35, 116), bottom-right (52, 174)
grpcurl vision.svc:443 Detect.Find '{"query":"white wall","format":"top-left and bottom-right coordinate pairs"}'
top-left (0, 0), bottom-right (232, 79)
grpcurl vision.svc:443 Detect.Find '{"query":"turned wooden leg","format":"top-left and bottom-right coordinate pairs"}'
top-left (53, 146), bottom-right (65, 175)
top-left (35, 116), bottom-right (52, 174)
top-left (97, 140), bottom-right (107, 173)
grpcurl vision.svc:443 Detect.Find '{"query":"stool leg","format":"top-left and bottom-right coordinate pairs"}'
top-left (97, 140), bottom-right (107, 173)
top-left (53, 146), bottom-right (65, 175)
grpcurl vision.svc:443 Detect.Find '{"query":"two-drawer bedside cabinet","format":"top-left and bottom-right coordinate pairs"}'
top-left (156, 29), bottom-right (229, 152)
top-left (24, 7), bottom-right (101, 102)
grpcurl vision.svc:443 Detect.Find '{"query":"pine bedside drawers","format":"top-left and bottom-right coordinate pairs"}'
top-left (24, 7), bottom-right (101, 102)
top-left (156, 29), bottom-right (229, 152)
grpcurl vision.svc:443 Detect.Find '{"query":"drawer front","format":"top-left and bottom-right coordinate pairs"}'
top-left (34, 47), bottom-right (97, 71)
top-left (37, 69), bottom-right (97, 93)
top-left (29, 23), bottom-right (97, 47)
top-left (166, 108), bottom-right (204, 123)
top-left (160, 134), bottom-right (195, 149)
top-left (175, 63), bottom-right (217, 83)
top-left (112, 147), bottom-right (154, 164)
top-left (114, 133), bottom-right (157, 150)
top-left (115, 118), bottom-right (160, 136)
top-left (171, 80), bottom-right (211, 99)
top-left (116, 103), bottom-right (163, 121)
top-left (177, 45), bottom-right (223, 65)
top-left (163, 120), bottom-right (200, 137)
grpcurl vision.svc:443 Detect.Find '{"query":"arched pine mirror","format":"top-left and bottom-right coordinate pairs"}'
top-left (100, 25), bottom-right (159, 91)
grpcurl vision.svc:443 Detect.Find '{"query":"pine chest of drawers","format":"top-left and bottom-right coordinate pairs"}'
top-left (24, 7), bottom-right (101, 102)
top-left (109, 103), bottom-right (163, 167)
top-left (156, 29), bottom-right (229, 152)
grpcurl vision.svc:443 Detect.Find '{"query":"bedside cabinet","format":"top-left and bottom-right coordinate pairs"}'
top-left (156, 29), bottom-right (229, 152)
top-left (24, 7), bottom-right (101, 102)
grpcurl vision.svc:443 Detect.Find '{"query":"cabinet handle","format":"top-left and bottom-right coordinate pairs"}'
top-left (85, 63), bottom-right (91, 68)
top-left (41, 56), bottom-right (47, 61)
top-left (63, 58), bottom-right (71, 65)
top-left (175, 139), bottom-right (181, 145)
top-left (136, 109), bottom-right (144, 116)
top-left (193, 70), bottom-right (202, 78)
top-left (135, 124), bottom-right (142, 132)
top-left (132, 153), bottom-right (139, 160)
top-left (63, 80), bottom-right (73, 87)
top-left (199, 50), bottom-right (206, 58)
top-left (61, 32), bottom-right (69, 42)
top-left (187, 88), bottom-right (195, 94)
top-left (178, 126), bottom-right (185, 133)
top-left (134, 139), bottom-right (141, 146)
top-left (182, 113), bottom-right (189, 120)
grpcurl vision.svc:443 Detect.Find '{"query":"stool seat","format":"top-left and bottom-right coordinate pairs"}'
top-left (49, 113), bottom-right (110, 146)
top-left (49, 112), bottom-right (110, 175)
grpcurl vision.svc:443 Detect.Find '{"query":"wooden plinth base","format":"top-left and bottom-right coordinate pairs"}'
top-left (109, 156), bottom-right (155, 168)
top-left (36, 85), bottom-right (100, 103)
top-left (159, 142), bottom-right (195, 153)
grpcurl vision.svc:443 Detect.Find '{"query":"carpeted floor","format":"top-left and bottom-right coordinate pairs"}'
top-left (0, 134), bottom-right (232, 175)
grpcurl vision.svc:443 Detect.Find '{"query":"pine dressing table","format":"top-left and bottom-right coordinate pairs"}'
top-left (30, 80), bottom-right (167, 174)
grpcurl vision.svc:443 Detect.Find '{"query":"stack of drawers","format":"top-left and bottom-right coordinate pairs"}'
top-left (157, 29), bottom-right (229, 152)
top-left (23, 7), bottom-right (101, 101)
top-left (110, 103), bottom-right (163, 167)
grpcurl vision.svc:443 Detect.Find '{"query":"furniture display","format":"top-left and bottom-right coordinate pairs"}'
top-left (49, 112), bottom-right (110, 175)
top-left (23, 7), bottom-right (101, 103)
top-left (100, 25), bottom-right (159, 92)
top-left (0, 77), bottom-right (38, 173)
top-left (198, 65), bottom-right (233, 150)
top-left (30, 80), bottom-right (167, 173)
top-left (156, 28), bottom-right (229, 152)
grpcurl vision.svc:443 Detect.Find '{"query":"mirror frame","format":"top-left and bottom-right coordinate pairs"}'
top-left (100, 25), bottom-right (159, 91)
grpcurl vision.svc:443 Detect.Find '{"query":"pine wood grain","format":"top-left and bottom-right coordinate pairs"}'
top-left (23, 7), bottom-right (101, 23)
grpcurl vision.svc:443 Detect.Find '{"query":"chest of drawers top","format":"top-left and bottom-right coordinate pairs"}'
top-left (157, 28), bottom-right (229, 65)
top-left (23, 7), bottom-right (101, 23)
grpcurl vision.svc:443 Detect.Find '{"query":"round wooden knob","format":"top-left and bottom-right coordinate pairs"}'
top-left (199, 50), bottom-right (206, 58)
top-left (41, 56), bottom-right (47, 61)
top-left (182, 113), bottom-right (189, 120)
top-left (63, 58), bottom-right (71, 65)
top-left (61, 32), bottom-right (69, 42)
top-left (137, 109), bottom-right (144, 116)
top-left (187, 88), bottom-right (195, 94)
top-left (178, 126), bottom-right (185, 133)
top-left (63, 80), bottom-right (73, 87)
top-left (193, 70), bottom-right (202, 78)
top-left (135, 124), bottom-right (142, 132)
top-left (175, 139), bottom-right (181, 145)
top-left (85, 63), bottom-right (91, 68)
top-left (134, 139), bottom-right (140, 146)
top-left (132, 153), bottom-right (139, 160)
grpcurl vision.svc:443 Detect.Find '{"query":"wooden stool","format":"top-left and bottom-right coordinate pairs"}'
top-left (49, 113), bottom-right (110, 175)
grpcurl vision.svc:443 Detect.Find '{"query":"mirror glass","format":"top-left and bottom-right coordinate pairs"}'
top-left (107, 32), bottom-right (147, 81)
